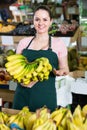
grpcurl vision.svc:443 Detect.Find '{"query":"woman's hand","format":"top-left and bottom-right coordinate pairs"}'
top-left (53, 67), bottom-right (69, 76)
top-left (21, 81), bottom-right (38, 88)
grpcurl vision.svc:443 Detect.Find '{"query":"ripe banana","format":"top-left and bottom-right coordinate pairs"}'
top-left (35, 60), bottom-right (44, 73)
top-left (66, 117), bottom-right (80, 130)
top-left (5, 58), bottom-right (26, 68)
top-left (73, 105), bottom-right (83, 127)
top-left (7, 114), bottom-right (19, 126)
top-left (10, 62), bottom-right (27, 76)
top-left (6, 61), bottom-right (26, 73)
top-left (10, 115), bottom-right (24, 130)
top-left (14, 64), bottom-right (30, 80)
top-left (5, 54), bottom-right (52, 85)
top-left (0, 123), bottom-right (10, 130)
top-left (51, 107), bottom-right (67, 127)
top-left (6, 54), bottom-right (26, 61)
top-left (0, 112), bottom-right (8, 124)
top-left (25, 113), bottom-right (37, 130)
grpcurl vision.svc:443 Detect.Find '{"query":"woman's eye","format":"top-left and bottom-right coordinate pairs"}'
top-left (35, 18), bottom-right (39, 21)
top-left (43, 18), bottom-right (48, 21)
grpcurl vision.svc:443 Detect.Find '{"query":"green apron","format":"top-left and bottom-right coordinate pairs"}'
top-left (12, 36), bottom-right (58, 112)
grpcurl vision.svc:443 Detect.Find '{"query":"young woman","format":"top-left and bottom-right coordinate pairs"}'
top-left (12, 5), bottom-right (69, 112)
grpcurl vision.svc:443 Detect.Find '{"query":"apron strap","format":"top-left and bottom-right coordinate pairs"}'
top-left (48, 35), bottom-right (52, 50)
top-left (26, 36), bottom-right (35, 49)
top-left (26, 35), bottom-right (52, 50)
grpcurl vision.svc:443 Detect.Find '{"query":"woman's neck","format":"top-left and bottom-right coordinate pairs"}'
top-left (35, 33), bottom-right (49, 41)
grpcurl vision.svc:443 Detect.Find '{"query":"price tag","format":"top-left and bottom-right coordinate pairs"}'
top-left (1, 36), bottom-right (14, 45)
top-left (68, 7), bottom-right (75, 14)
top-left (82, 37), bottom-right (87, 47)
top-left (0, 98), bottom-right (2, 106)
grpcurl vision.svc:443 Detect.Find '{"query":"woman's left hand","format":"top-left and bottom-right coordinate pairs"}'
top-left (53, 68), bottom-right (69, 76)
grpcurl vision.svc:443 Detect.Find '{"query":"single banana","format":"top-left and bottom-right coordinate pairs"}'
top-left (6, 61), bottom-right (26, 73)
top-left (5, 58), bottom-right (26, 68)
top-left (10, 62), bottom-right (27, 76)
top-left (51, 107), bottom-right (67, 127)
top-left (35, 61), bottom-right (44, 73)
top-left (6, 54), bottom-right (26, 61)
top-left (25, 68), bottom-right (34, 79)
top-left (6, 114), bottom-right (19, 126)
top-left (25, 113), bottom-right (37, 130)
top-left (60, 109), bottom-right (73, 130)
top-left (33, 119), bottom-right (52, 130)
top-left (10, 115), bottom-right (24, 130)
top-left (0, 112), bottom-right (4, 124)
top-left (0, 112), bottom-right (8, 124)
top-left (82, 104), bottom-right (87, 117)
top-left (14, 64), bottom-right (30, 80)
top-left (73, 105), bottom-right (83, 127)
top-left (0, 123), bottom-right (10, 130)
top-left (66, 117), bottom-right (80, 130)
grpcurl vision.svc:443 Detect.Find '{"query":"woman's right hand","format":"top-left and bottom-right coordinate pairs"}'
top-left (21, 81), bottom-right (38, 88)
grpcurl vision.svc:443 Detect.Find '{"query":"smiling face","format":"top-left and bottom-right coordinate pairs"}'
top-left (33, 9), bottom-right (52, 34)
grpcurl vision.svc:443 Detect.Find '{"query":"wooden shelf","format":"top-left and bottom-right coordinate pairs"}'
top-left (0, 88), bottom-right (15, 103)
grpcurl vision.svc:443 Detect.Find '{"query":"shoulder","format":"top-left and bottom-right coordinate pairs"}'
top-left (16, 36), bottom-right (34, 54)
top-left (51, 36), bottom-right (67, 57)
top-left (19, 36), bottom-right (34, 45)
top-left (51, 36), bottom-right (66, 48)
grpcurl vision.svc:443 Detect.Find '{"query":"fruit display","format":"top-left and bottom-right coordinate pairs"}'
top-left (0, 69), bottom-right (11, 84)
top-left (77, 51), bottom-right (87, 71)
top-left (0, 48), bottom-right (16, 68)
top-left (0, 22), bottom-right (16, 33)
top-left (68, 47), bottom-right (79, 71)
top-left (1, 104), bottom-right (87, 130)
top-left (5, 54), bottom-right (52, 85)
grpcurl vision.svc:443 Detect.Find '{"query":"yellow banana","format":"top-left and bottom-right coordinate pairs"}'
top-left (51, 107), bottom-right (67, 127)
top-left (0, 123), bottom-right (10, 130)
top-left (82, 104), bottom-right (87, 117)
top-left (6, 61), bottom-right (26, 73)
top-left (51, 108), bottom-right (60, 119)
top-left (6, 54), bottom-right (26, 61)
top-left (60, 109), bottom-right (73, 129)
top-left (66, 117), bottom-right (80, 130)
top-left (10, 115), bottom-right (24, 130)
top-left (73, 105), bottom-right (83, 127)
top-left (25, 113), bottom-right (37, 130)
top-left (33, 119), bottom-right (53, 130)
top-left (0, 112), bottom-right (4, 124)
top-left (14, 64), bottom-right (30, 80)
top-left (0, 112), bottom-right (8, 124)
top-left (35, 61), bottom-right (44, 73)
top-left (5, 58), bottom-right (25, 68)
top-left (37, 72), bottom-right (44, 81)
top-left (6, 114), bottom-right (19, 126)
top-left (10, 62), bottom-right (27, 76)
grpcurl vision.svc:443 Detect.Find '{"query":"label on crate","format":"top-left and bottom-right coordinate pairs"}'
top-left (1, 36), bottom-right (14, 45)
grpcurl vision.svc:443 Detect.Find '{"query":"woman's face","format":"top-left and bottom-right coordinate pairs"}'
top-left (33, 9), bottom-right (52, 34)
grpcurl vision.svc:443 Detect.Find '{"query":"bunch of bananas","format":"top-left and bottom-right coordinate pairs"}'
top-left (5, 54), bottom-right (52, 85)
top-left (0, 111), bottom-right (9, 130)
top-left (2, 104), bottom-right (87, 130)
top-left (24, 106), bottom-right (56, 130)
top-left (6, 106), bottom-right (32, 130)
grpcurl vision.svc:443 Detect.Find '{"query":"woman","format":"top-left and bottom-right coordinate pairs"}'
top-left (12, 5), bottom-right (69, 112)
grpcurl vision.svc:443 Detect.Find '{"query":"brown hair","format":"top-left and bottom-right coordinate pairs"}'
top-left (34, 5), bottom-right (53, 19)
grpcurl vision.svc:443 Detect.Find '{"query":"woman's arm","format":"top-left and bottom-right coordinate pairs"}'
top-left (53, 55), bottom-right (69, 76)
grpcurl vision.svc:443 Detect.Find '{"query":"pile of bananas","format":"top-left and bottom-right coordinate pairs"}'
top-left (5, 54), bottom-right (52, 85)
top-left (1, 104), bottom-right (87, 130)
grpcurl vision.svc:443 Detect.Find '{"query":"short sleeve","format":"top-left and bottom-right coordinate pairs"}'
top-left (16, 37), bottom-right (32, 54)
top-left (52, 37), bottom-right (68, 58)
